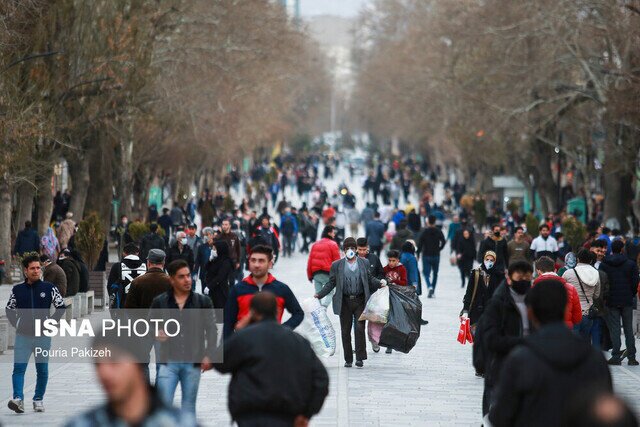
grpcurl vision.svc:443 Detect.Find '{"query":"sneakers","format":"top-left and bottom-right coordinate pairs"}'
top-left (8, 399), bottom-right (24, 414)
top-left (628, 358), bottom-right (639, 366)
top-left (372, 343), bottom-right (380, 353)
top-left (607, 357), bottom-right (622, 366)
top-left (33, 400), bottom-right (45, 412)
top-left (385, 348), bottom-right (392, 354)
top-left (420, 319), bottom-right (429, 326)
top-left (355, 360), bottom-right (364, 368)
top-left (344, 362), bottom-right (352, 368)
top-left (621, 349), bottom-right (629, 360)
top-left (427, 290), bottom-right (434, 298)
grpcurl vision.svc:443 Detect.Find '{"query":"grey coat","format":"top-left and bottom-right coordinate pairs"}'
top-left (317, 257), bottom-right (383, 315)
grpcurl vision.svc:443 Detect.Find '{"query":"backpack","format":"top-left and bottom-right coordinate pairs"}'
top-left (282, 216), bottom-right (295, 236)
top-left (109, 261), bottom-right (146, 309)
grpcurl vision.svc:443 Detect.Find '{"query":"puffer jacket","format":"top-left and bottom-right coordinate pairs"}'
top-left (562, 264), bottom-right (601, 312)
top-left (600, 253), bottom-right (639, 307)
top-left (306, 238), bottom-right (341, 281)
top-left (533, 273), bottom-right (582, 328)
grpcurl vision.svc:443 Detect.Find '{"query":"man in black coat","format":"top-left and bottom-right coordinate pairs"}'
top-left (139, 223), bottom-right (166, 262)
top-left (215, 292), bottom-right (329, 427)
top-left (165, 231), bottom-right (195, 273)
top-left (477, 223), bottom-right (509, 272)
top-left (479, 260), bottom-right (533, 416)
top-left (356, 237), bottom-right (384, 279)
top-left (600, 239), bottom-right (640, 365)
top-left (489, 279), bottom-right (612, 427)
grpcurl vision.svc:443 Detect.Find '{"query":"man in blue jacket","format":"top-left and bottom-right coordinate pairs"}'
top-left (600, 239), bottom-right (640, 365)
top-left (13, 221), bottom-right (40, 257)
top-left (365, 212), bottom-right (385, 256)
top-left (6, 254), bottom-right (66, 414)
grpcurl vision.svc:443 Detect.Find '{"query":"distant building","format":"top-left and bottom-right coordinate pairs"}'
top-left (279, 0), bottom-right (300, 21)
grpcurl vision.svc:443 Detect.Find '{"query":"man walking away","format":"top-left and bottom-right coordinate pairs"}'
top-left (40, 255), bottom-right (67, 297)
top-left (365, 212), bottom-right (385, 256)
top-left (139, 223), bottom-right (166, 262)
top-left (600, 239), bottom-right (640, 365)
top-left (417, 215), bottom-right (446, 298)
top-left (13, 221), bottom-right (40, 257)
top-left (107, 243), bottom-right (147, 311)
top-left (533, 256), bottom-right (582, 329)
top-left (215, 292), bottom-right (329, 427)
top-left (489, 279), bottom-right (612, 427)
top-left (6, 254), bottom-right (66, 414)
top-left (280, 208), bottom-right (298, 258)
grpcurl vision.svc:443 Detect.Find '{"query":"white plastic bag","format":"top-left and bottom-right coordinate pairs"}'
top-left (298, 298), bottom-right (336, 357)
top-left (359, 287), bottom-right (390, 323)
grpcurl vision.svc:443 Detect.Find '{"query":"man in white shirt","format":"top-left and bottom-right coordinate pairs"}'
top-left (529, 224), bottom-right (558, 260)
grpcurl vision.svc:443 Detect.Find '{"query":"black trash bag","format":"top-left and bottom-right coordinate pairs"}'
top-left (378, 284), bottom-right (422, 353)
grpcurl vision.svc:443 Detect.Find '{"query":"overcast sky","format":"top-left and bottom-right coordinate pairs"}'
top-left (300, 0), bottom-right (369, 17)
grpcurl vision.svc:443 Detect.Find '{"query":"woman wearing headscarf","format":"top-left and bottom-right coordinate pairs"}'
top-left (41, 227), bottom-right (60, 261)
top-left (204, 240), bottom-right (234, 309)
top-left (460, 251), bottom-right (503, 327)
top-left (456, 228), bottom-right (477, 288)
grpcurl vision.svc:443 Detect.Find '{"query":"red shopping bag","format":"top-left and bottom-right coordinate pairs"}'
top-left (457, 318), bottom-right (473, 345)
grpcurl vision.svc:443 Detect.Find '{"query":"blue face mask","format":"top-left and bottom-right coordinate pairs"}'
top-left (484, 260), bottom-right (494, 270)
top-left (346, 249), bottom-right (356, 259)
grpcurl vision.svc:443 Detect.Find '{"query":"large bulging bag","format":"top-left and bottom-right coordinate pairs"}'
top-left (298, 298), bottom-right (336, 357)
top-left (359, 287), bottom-right (390, 323)
top-left (378, 284), bottom-right (422, 353)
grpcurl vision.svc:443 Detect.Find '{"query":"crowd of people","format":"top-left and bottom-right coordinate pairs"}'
top-left (4, 152), bottom-right (640, 426)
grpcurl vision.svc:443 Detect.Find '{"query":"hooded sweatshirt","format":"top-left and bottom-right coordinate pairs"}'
top-left (562, 264), bottom-right (601, 312)
top-left (489, 323), bottom-right (612, 427)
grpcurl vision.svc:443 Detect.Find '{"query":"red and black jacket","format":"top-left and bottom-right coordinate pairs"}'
top-left (223, 273), bottom-right (303, 338)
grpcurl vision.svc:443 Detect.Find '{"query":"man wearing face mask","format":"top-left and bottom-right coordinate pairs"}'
top-left (477, 224), bottom-right (509, 273)
top-left (315, 237), bottom-right (387, 368)
top-left (194, 227), bottom-right (215, 293)
top-left (165, 231), bottom-right (195, 277)
top-left (478, 260), bottom-right (533, 416)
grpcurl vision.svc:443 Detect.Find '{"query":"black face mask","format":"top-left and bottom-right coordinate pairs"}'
top-left (511, 280), bottom-right (531, 295)
top-left (494, 231), bottom-right (501, 238)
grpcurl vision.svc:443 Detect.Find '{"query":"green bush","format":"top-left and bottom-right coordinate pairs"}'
top-left (127, 221), bottom-right (148, 243)
top-left (562, 216), bottom-right (587, 251)
top-left (473, 198), bottom-right (487, 227)
top-left (525, 213), bottom-right (540, 238)
top-left (74, 212), bottom-right (106, 270)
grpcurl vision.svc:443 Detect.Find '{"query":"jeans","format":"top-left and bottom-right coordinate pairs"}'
top-left (422, 256), bottom-right (441, 291)
top-left (591, 317), bottom-right (603, 350)
top-left (13, 334), bottom-right (51, 401)
top-left (605, 306), bottom-right (636, 359)
top-left (574, 317), bottom-right (594, 341)
top-left (156, 363), bottom-right (201, 415)
top-left (340, 295), bottom-right (366, 363)
top-left (314, 273), bottom-right (333, 308)
top-left (282, 234), bottom-right (294, 257)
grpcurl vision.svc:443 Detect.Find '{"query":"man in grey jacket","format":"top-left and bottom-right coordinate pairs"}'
top-left (315, 237), bottom-right (387, 368)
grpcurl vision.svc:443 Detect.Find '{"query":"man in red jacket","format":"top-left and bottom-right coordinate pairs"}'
top-left (533, 256), bottom-right (582, 328)
top-left (307, 226), bottom-right (341, 307)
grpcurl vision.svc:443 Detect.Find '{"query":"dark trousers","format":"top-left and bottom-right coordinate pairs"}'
top-left (606, 306), bottom-right (636, 359)
top-left (340, 295), bottom-right (366, 363)
top-left (370, 245), bottom-right (382, 257)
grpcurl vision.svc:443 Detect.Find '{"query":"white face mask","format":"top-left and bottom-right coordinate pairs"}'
top-left (210, 250), bottom-right (218, 260)
top-left (484, 260), bottom-right (494, 270)
top-left (180, 238), bottom-right (188, 245)
top-left (346, 249), bottom-right (356, 260)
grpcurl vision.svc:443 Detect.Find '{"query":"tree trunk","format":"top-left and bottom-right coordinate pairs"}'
top-left (14, 181), bottom-right (35, 234)
top-left (0, 179), bottom-right (13, 274)
top-left (35, 167), bottom-right (54, 236)
top-left (68, 153), bottom-right (91, 219)
top-left (603, 170), bottom-right (632, 232)
top-left (85, 136), bottom-right (114, 233)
